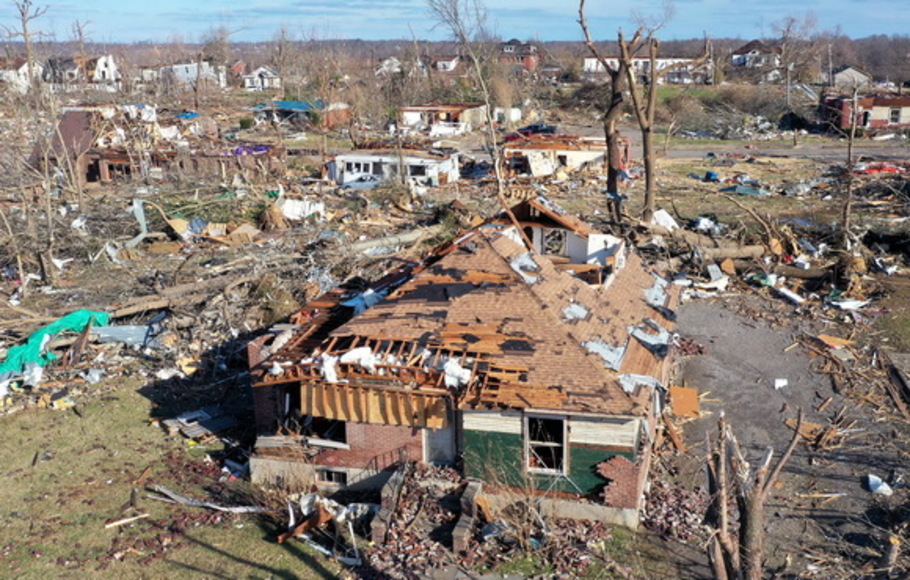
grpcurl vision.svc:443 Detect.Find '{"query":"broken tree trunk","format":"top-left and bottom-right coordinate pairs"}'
top-left (346, 225), bottom-right (445, 254)
top-left (706, 410), bottom-right (803, 580)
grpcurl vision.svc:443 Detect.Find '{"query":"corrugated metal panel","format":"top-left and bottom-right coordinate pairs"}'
top-left (463, 410), bottom-right (522, 434)
top-left (569, 417), bottom-right (637, 447)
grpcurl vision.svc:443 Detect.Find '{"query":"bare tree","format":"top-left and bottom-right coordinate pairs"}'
top-left (428, 0), bottom-right (532, 248)
top-left (70, 19), bottom-right (90, 90)
top-left (621, 30), bottom-right (710, 222)
top-left (4, 0), bottom-right (48, 91)
top-left (773, 13), bottom-right (821, 108)
top-left (578, 0), bottom-right (642, 223)
top-left (705, 410), bottom-right (803, 580)
top-left (840, 87), bottom-right (860, 249)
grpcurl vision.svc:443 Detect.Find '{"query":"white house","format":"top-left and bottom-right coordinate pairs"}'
top-left (331, 149), bottom-right (459, 187)
top-left (0, 58), bottom-right (40, 93)
top-left (583, 56), bottom-right (713, 84)
top-left (242, 66), bottom-right (281, 91)
top-left (504, 135), bottom-right (611, 177)
top-left (160, 61), bottom-right (227, 90)
top-left (399, 102), bottom-right (487, 136)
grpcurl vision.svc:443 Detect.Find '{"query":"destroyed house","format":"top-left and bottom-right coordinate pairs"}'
top-left (248, 198), bottom-right (677, 525)
top-left (821, 94), bottom-right (910, 131)
top-left (252, 100), bottom-right (352, 130)
top-left (503, 135), bottom-right (630, 178)
top-left (399, 102), bottom-right (487, 137)
top-left (330, 148), bottom-right (459, 187)
top-left (33, 107), bottom-right (284, 186)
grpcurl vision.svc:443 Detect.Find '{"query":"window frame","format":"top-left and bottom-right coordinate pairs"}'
top-left (524, 414), bottom-right (568, 476)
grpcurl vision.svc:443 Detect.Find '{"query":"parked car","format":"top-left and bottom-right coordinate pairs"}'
top-left (517, 122), bottom-right (557, 136)
top-left (340, 174), bottom-right (381, 190)
top-left (502, 122), bottom-right (558, 143)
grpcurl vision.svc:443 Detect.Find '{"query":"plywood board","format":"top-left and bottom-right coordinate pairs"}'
top-left (669, 385), bottom-right (700, 418)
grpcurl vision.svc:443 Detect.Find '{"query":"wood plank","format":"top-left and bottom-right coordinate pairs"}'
top-left (402, 392), bottom-right (416, 426)
top-left (669, 385), bottom-right (700, 418)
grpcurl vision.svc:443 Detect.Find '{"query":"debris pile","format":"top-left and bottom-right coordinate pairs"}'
top-left (362, 463), bottom-right (463, 579)
top-left (642, 480), bottom-right (708, 544)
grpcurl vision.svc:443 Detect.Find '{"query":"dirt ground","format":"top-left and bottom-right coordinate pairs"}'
top-left (675, 292), bottom-right (910, 577)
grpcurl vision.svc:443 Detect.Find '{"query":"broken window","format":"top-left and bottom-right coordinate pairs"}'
top-left (309, 417), bottom-right (347, 443)
top-left (316, 469), bottom-right (348, 485)
top-left (526, 416), bottom-right (565, 474)
top-left (890, 108), bottom-right (901, 124)
top-left (543, 228), bottom-right (567, 256)
top-left (409, 165), bottom-right (427, 176)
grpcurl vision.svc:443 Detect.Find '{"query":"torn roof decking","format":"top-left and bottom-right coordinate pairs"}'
top-left (400, 102), bottom-right (484, 113)
top-left (254, 218), bottom-right (678, 417)
top-left (503, 197), bottom-right (593, 238)
top-left (503, 134), bottom-right (607, 152)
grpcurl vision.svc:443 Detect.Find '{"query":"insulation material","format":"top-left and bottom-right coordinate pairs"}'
top-left (321, 354), bottom-right (339, 383)
top-left (342, 289), bottom-right (387, 315)
top-left (443, 358), bottom-right (472, 388)
top-left (340, 346), bottom-right (378, 374)
top-left (582, 339), bottom-right (626, 371)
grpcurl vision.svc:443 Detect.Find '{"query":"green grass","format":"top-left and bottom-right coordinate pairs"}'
top-left (0, 380), bottom-right (341, 579)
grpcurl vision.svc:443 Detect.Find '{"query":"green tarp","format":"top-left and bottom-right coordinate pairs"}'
top-left (0, 309), bottom-right (109, 376)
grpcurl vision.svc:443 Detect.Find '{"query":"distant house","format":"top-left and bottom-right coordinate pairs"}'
top-left (251, 100), bottom-right (352, 129)
top-left (821, 94), bottom-right (910, 132)
top-left (0, 57), bottom-right (39, 93)
top-left (498, 39), bottom-right (539, 74)
top-left (42, 55), bottom-right (120, 91)
top-left (247, 196), bottom-right (677, 527)
top-left (831, 65), bottom-right (873, 89)
top-left (731, 40), bottom-right (782, 69)
top-left (504, 134), bottom-right (631, 177)
top-left (429, 55), bottom-right (470, 87)
top-left (583, 56), bottom-right (713, 85)
top-left (330, 148), bottom-right (459, 187)
top-left (730, 40), bottom-right (782, 82)
top-left (242, 66), bottom-right (281, 91)
top-left (159, 61), bottom-right (227, 90)
top-left (399, 102), bottom-right (487, 136)
top-left (375, 56), bottom-right (428, 78)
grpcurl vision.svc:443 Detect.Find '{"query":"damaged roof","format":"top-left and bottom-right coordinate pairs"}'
top-left (503, 134), bottom-right (607, 152)
top-left (253, 199), bottom-right (677, 419)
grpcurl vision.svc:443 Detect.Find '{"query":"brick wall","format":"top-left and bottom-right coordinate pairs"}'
top-left (597, 454), bottom-right (645, 509)
top-left (317, 422), bottom-right (423, 470)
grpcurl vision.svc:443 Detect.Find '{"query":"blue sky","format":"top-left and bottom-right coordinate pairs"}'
top-left (3, 1), bottom-right (908, 44)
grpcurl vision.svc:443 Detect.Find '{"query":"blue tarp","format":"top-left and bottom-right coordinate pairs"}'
top-left (252, 100), bottom-right (325, 112)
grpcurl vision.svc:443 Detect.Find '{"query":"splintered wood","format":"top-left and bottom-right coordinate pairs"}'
top-left (786, 406), bottom-right (855, 450)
